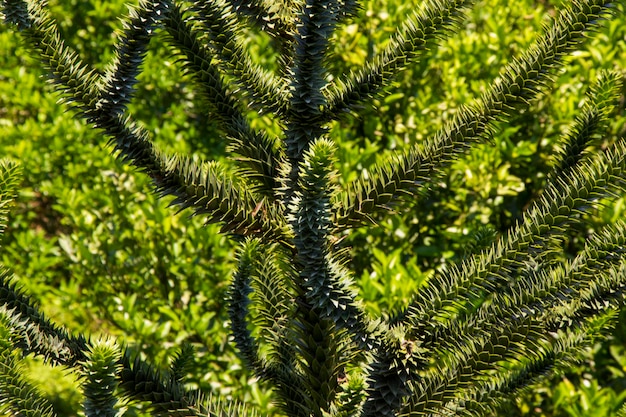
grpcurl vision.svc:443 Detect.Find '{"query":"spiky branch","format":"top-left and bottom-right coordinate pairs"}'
top-left (1, 0), bottom-right (626, 416)
top-left (335, 0), bottom-right (619, 228)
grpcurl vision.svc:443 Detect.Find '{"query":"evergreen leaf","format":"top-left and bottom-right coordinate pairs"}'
top-left (0, 319), bottom-right (56, 417)
top-left (0, 159), bottom-right (21, 237)
top-left (81, 339), bottom-right (122, 417)
top-left (336, 0), bottom-right (619, 229)
top-left (323, 0), bottom-right (473, 119)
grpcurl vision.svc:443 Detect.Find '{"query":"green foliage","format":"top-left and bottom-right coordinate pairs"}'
top-left (0, 319), bottom-right (55, 417)
top-left (82, 339), bottom-right (122, 417)
top-left (0, 161), bottom-right (55, 417)
top-left (0, 0), bottom-right (625, 416)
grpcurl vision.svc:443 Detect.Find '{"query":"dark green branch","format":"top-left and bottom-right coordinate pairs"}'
top-left (0, 271), bottom-right (88, 366)
top-left (229, 239), bottom-right (310, 417)
top-left (82, 340), bottom-right (122, 417)
top-left (0, 271), bottom-right (203, 415)
top-left (290, 139), bottom-right (376, 348)
top-left (165, 2), bottom-right (283, 197)
top-left (550, 69), bottom-right (623, 181)
top-left (193, 0), bottom-right (292, 116)
top-left (474, 221), bottom-right (626, 332)
top-left (287, 139), bottom-right (349, 416)
top-left (4, 0), bottom-right (288, 239)
top-left (0, 321), bottom-right (56, 417)
top-left (225, 0), bottom-right (298, 42)
top-left (118, 350), bottom-right (194, 415)
top-left (228, 239), bottom-right (264, 372)
top-left (0, 159), bottom-right (21, 235)
top-left (285, 0), bottom-right (341, 163)
top-left (403, 138), bottom-right (626, 339)
top-left (361, 326), bottom-right (425, 417)
top-left (323, 0), bottom-right (472, 120)
top-left (401, 311), bottom-right (616, 416)
top-left (456, 312), bottom-right (617, 416)
top-left (336, 0), bottom-right (618, 229)
top-left (98, 0), bottom-right (170, 117)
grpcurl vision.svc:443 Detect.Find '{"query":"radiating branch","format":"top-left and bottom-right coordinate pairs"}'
top-left (403, 139), bottom-right (626, 338)
top-left (335, 0), bottom-right (618, 229)
top-left (164, 2), bottom-right (283, 196)
top-left (192, 0), bottom-right (291, 116)
top-left (3, 0), bottom-right (289, 240)
top-left (323, 0), bottom-right (472, 120)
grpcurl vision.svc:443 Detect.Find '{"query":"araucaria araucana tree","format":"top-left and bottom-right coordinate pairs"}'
top-left (1, 0), bottom-right (626, 415)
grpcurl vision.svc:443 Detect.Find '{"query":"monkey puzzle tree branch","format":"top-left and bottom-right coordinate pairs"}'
top-left (164, 2), bottom-right (283, 197)
top-left (403, 139), bottom-right (626, 339)
top-left (335, 0), bottom-right (619, 229)
top-left (323, 0), bottom-right (473, 120)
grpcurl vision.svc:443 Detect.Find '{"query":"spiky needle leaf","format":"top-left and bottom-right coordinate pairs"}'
top-left (0, 159), bottom-right (21, 237)
top-left (336, 0), bottom-right (619, 228)
top-left (0, 318), bottom-right (56, 417)
top-left (82, 339), bottom-right (122, 417)
top-left (323, 0), bottom-right (473, 119)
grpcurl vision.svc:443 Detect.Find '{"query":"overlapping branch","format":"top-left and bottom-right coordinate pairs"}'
top-left (4, 0), bottom-right (288, 240)
top-left (285, 0), bottom-right (342, 163)
top-left (225, 0), bottom-right (299, 42)
top-left (335, 0), bottom-right (618, 229)
top-left (2, 0), bottom-right (626, 415)
top-left (193, 0), bottom-right (291, 115)
top-left (0, 321), bottom-right (56, 417)
top-left (404, 139), bottom-right (626, 336)
top-left (323, 0), bottom-right (473, 120)
top-left (228, 239), bottom-right (311, 417)
top-left (164, 2), bottom-right (283, 196)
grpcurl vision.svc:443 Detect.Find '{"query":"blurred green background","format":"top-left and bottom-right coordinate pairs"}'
top-left (1, 0), bottom-right (626, 415)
